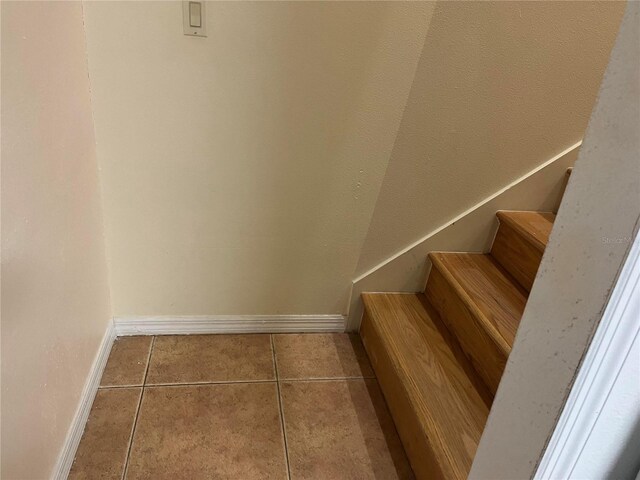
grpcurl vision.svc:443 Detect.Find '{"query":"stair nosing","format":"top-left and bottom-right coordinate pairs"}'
top-left (428, 252), bottom-right (513, 356)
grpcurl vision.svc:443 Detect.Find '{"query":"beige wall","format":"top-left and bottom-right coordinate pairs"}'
top-left (84, 1), bottom-right (623, 319)
top-left (470, 2), bottom-right (640, 476)
top-left (83, 1), bottom-right (434, 317)
top-left (1, 2), bottom-right (112, 478)
top-left (355, 0), bottom-right (625, 277)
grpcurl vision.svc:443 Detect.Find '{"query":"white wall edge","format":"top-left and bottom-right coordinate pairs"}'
top-left (51, 321), bottom-right (116, 480)
top-left (113, 315), bottom-right (346, 336)
top-left (534, 230), bottom-right (640, 479)
top-left (345, 141), bottom-right (581, 331)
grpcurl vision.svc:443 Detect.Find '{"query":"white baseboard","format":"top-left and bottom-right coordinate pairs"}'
top-left (346, 141), bottom-right (581, 331)
top-left (113, 315), bottom-right (346, 336)
top-left (52, 322), bottom-right (116, 480)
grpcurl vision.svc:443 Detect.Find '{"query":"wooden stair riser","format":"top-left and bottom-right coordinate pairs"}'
top-left (424, 265), bottom-right (508, 395)
top-left (360, 311), bottom-right (444, 480)
top-left (490, 219), bottom-right (544, 292)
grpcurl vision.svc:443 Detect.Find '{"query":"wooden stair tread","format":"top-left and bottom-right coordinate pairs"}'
top-left (429, 252), bottom-right (526, 348)
top-left (495, 211), bottom-right (555, 252)
top-left (361, 293), bottom-right (489, 480)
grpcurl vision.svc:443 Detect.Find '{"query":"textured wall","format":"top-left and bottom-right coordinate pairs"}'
top-left (83, 1), bottom-right (434, 316)
top-left (83, 1), bottom-right (623, 319)
top-left (1, 2), bottom-right (112, 478)
top-left (355, 0), bottom-right (625, 277)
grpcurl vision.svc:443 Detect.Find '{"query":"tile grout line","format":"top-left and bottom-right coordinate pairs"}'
top-left (144, 379), bottom-right (277, 388)
top-left (271, 334), bottom-right (292, 480)
top-left (121, 335), bottom-right (156, 480)
top-left (98, 384), bottom-right (145, 390)
top-left (278, 376), bottom-right (375, 382)
top-left (98, 376), bottom-right (374, 390)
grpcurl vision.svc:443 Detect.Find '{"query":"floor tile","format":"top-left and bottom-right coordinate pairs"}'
top-left (100, 336), bottom-right (153, 387)
top-left (273, 333), bottom-right (374, 380)
top-left (145, 334), bottom-right (274, 385)
top-left (280, 379), bottom-right (413, 480)
top-left (69, 387), bottom-right (141, 480)
top-left (125, 383), bottom-right (287, 479)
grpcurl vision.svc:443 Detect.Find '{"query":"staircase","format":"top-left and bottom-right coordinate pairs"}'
top-left (359, 174), bottom-right (567, 479)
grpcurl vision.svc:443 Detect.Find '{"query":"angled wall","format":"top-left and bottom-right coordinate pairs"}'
top-left (355, 0), bottom-right (625, 280)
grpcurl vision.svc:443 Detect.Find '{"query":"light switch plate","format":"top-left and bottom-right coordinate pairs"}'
top-left (182, 1), bottom-right (206, 37)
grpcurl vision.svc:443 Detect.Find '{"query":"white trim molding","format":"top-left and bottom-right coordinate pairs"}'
top-left (346, 141), bottom-right (581, 331)
top-left (535, 230), bottom-right (640, 479)
top-left (113, 315), bottom-right (346, 336)
top-left (52, 322), bottom-right (116, 480)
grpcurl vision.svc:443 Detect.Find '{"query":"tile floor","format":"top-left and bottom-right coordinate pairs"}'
top-left (69, 333), bottom-right (413, 480)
